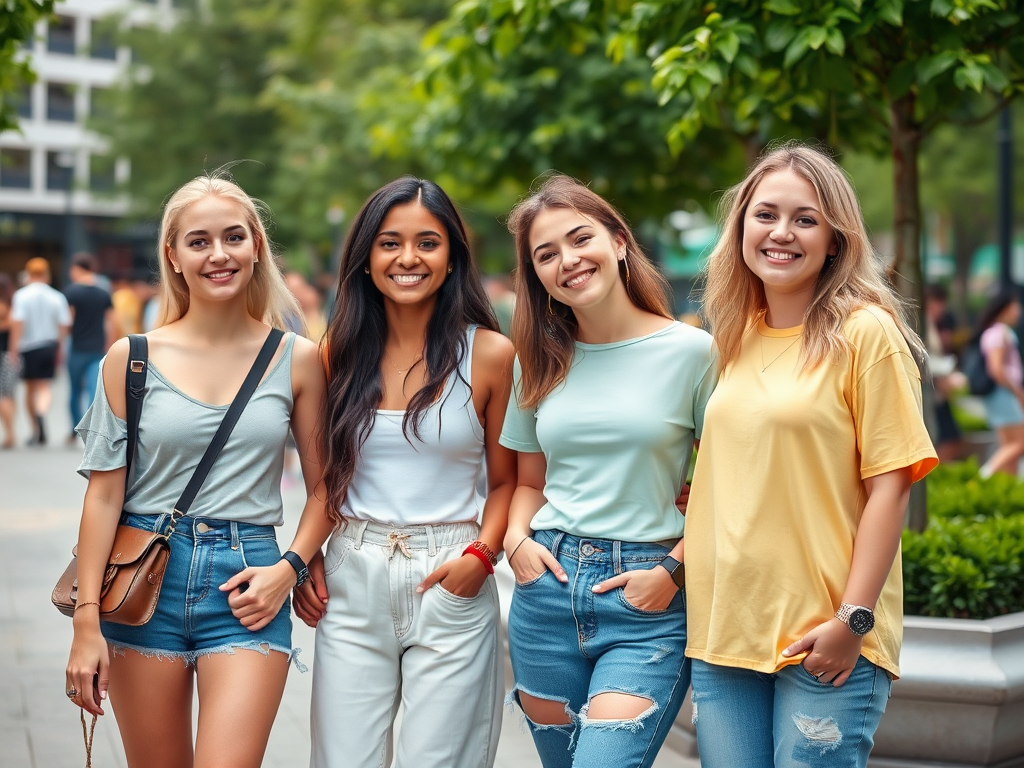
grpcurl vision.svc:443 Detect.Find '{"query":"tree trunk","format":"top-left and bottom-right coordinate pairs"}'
top-left (890, 94), bottom-right (929, 533)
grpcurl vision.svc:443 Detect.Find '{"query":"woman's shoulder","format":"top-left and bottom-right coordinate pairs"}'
top-left (843, 305), bottom-right (903, 343)
top-left (472, 328), bottom-right (515, 377)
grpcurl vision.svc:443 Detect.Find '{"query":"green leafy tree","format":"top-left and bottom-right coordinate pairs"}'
top-left (0, 0), bottom-right (55, 133)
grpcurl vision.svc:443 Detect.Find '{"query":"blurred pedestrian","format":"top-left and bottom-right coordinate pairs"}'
top-left (974, 289), bottom-right (1024, 478)
top-left (64, 253), bottom-right (115, 444)
top-left (687, 145), bottom-right (936, 768)
top-left (9, 257), bottom-right (71, 446)
top-left (0, 273), bottom-right (17, 448)
top-left (483, 274), bottom-right (515, 336)
top-left (925, 284), bottom-right (964, 462)
top-left (285, 272), bottom-right (326, 342)
top-left (110, 278), bottom-right (142, 336)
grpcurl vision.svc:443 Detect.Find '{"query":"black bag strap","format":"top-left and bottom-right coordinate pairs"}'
top-left (167, 328), bottom-right (284, 532)
top-left (124, 334), bottom-right (149, 489)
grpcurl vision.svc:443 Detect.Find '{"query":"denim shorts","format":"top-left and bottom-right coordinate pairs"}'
top-left (984, 385), bottom-right (1024, 429)
top-left (102, 512), bottom-right (302, 668)
top-left (507, 529), bottom-right (689, 768)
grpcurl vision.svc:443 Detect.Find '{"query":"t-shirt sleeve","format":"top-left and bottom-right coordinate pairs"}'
top-left (850, 311), bottom-right (938, 483)
top-left (980, 324), bottom-right (1008, 355)
top-left (10, 291), bottom-right (24, 322)
top-left (75, 363), bottom-right (128, 479)
top-left (692, 347), bottom-right (718, 440)
top-left (499, 356), bottom-right (543, 453)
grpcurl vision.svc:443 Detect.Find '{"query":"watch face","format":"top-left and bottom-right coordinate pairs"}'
top-left (848, 608), bottom-right (875, 635)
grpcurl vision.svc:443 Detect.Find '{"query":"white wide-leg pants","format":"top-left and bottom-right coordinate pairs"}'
top-left (310, 518), bottom-right (503, 768)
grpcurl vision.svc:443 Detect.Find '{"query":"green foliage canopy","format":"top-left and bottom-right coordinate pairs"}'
top-left (0, 0), bottom-right (55, 133)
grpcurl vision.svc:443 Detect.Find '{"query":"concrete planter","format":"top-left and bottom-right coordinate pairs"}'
top-left (668, 611), bottom-right (1024, 768)
top-left (870, 611), bottom-right (1024, 768)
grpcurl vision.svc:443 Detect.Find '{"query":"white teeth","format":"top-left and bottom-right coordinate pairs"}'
top-left (204, 270), bottom-right (234, 278)
top-left (765, 250), bottom-right (799, 261)
top-left (391, 274), bottom-right (427, 284)
top-left (565, 270), bottom-right (594, 288)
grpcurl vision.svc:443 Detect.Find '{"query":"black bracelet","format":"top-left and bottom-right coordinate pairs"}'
top-left (281, 550), bottom-right (309, 587)
top-left (508, 536), bottom-right (530, 563)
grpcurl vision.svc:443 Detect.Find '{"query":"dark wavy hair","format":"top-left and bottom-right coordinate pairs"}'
top-left (973, 287), bottom-right (1020, 341)
top-left (321, 177), bottom-right (498, 521)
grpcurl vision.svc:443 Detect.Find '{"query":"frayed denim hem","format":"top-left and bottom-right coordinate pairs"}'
top-left (108, 640), bottom-right (307, 672)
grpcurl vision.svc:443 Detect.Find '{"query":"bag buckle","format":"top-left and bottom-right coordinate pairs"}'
top-left (130, 360), bottom-right (145, 374)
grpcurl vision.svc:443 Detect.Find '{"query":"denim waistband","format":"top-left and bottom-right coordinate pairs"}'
top-left (534, 528), bottom-right (677, 565)
top-left (340, 516), bottom-right (479, 555)
top-left (120, 512), bottom-right (277, 542)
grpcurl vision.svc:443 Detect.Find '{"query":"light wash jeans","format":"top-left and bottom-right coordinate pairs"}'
top-left (67, 350), bottom-right (103, 432)
top-left (690, 656), bottom-right (892, 768)
top-left (310, 518), bottom-right (503, 768)
top-left (508, 529), bottom-right (689, 768)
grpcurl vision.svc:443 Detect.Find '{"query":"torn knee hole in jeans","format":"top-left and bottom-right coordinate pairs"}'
top-left (506, 686), bottom-right (575, 728)
top-left (793, 713), bottom-right (843, 755)
top-left (579, 692), bottom-right (658, 732)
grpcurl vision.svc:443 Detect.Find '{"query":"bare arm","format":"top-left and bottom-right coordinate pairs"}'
top-left (7, 319), bottom-right (21, 363)
top-left (103, 307), bottom-right (117, 351)
top-left (66, 338), bottom-right (131, 716)
top-left (986, 343), bottom-right (1024, 396)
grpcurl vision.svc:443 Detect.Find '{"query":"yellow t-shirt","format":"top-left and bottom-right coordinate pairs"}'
top-left (685, 306), bottom-right (938, 677)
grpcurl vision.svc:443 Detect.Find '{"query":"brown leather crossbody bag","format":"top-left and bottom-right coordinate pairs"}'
top-left (51, 329), bottom-right (283, 624)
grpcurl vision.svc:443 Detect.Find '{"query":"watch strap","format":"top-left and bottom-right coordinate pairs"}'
top-left (281, 550), bottom-right (308, 586)
top-left (658, 556), bottom-right (685, 589)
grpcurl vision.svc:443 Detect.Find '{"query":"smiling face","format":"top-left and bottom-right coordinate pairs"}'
top-left (368, 201), bottom-right (450, 309)
top-left (528, 207), bottom-right (626, 312)
top-left (741, 169), bottom-right (837, 305)
top-left (167, 194), bottom-right (257, 303)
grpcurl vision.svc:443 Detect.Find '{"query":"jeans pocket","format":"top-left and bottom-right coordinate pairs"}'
top-left (324, 534), bottom-right (353, 577)
top-left (435, 583), bottom-right (480, 603)
top-left (239, 537), bottom-right (281, 570)
top-left (514, 569), bottom-right (552, 589)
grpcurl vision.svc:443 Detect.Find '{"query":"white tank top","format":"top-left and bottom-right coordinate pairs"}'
top-left (342, 326), bottom-right (486, 525)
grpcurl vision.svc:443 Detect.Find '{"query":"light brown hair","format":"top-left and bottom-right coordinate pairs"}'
top-left (155, 174), bottom-right (299, 329)
top-left (507, 175), bottom-right (672, 409)
top-left (702, 142), bottom-right (924, 371)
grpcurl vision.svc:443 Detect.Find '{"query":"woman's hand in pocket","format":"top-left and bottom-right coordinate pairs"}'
top-left (220, 561), bottom-right (296, 631)
top-left (592, 565), bottom-right (678, 612)
top-left (293, 549), bottom-right (328, 628)
top-left (418, 554), bottom-right (488, 598)
top-left (507, 537), bottom-right (568, 586)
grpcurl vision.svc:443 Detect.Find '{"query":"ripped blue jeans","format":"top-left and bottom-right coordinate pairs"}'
top-left (102, 513), bottom-right (303, 669)
top-left (690, 656), bottom-right (891, 767)
top-left (507, 529), bottom-right (689, 768)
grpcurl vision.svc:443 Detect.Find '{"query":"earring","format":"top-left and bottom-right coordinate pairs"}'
top-left (447, 264), bottom-right (453, 274)
top-left (621, 253), bottom-right (631, 289)
top-left (547, 295), bottom-right (555, 315)
top-left (364, 266), bottom-right (370, 274)
top-left (173, 265), bottom-right (181, 273)
top-left (254, 257), bottom-right (259, 264)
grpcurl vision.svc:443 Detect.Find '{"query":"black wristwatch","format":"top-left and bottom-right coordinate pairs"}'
top-left (281, 551), bottom-right (309, 588)
top-left (658, 556), bottom-right (685, 589)
top-left (835, 603), bottom-right (875, 636)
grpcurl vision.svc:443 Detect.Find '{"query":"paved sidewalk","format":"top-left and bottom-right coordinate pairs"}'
top-left (0, 374), bottom-right (698, 767)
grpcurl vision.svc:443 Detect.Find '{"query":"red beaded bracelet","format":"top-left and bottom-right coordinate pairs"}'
top-left (463, 545), bottom-right (495, 575)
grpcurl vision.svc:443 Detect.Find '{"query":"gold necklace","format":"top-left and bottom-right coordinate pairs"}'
top-left (385, 349), bottom-right (422, 376)
top-left (759, 334), bottom-right (800, 373)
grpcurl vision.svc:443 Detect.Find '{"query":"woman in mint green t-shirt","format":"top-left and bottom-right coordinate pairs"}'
top-left (500, 175), bottom-right (715, 768)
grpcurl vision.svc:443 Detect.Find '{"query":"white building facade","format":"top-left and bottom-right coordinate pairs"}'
top-left (0, 0), bottom-right (179, 282)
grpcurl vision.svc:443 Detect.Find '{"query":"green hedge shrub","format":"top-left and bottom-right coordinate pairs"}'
top-left (903, 459), bottom-right (1024, 619)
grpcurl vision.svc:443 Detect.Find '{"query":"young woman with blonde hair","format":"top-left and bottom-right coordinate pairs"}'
top-left (500, 175), bottom-right (715, 768)
top-left (65, 174), bottom-right (332, 768)
top-left (685, 143), bottom-right (937, 767)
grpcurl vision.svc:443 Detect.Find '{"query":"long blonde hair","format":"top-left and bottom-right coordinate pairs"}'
top-left (507, 175), bottom-right (672, 409)
top-left (155, 174), bottom-right (299, 329)
top-left (702, 143), bottom-right (924, 371)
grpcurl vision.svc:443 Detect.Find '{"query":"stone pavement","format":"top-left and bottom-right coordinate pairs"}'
top-left (0, 372), bottom-right (698, 768)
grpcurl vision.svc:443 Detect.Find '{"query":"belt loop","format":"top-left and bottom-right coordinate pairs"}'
top-left (230, 521), bottom-right (240, 551)
top-left (550, 531), bottom-right (565, 558)
top-left (152, 513), bottom-right (166, 534)
top-left (612, 540), bottom-right (622, 575)
top-left (350, 518), bottom-right (368, 549)
top-left (426, 524), bottom-right (438, 557)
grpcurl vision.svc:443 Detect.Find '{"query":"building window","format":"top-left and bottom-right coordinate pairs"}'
top-left (46, 83), bottom-right (75, 122)
top-left (47, 15), bottom-right (76, 56)
top-left (0, 149), bottom-right (32, 189)
top-left (90, 20), bottom-right (117, 60)
top-left (90, 154), bottom-right (117, 192)
top-left (46, 151), bottom-right (75, 191)
top-left (16, 85), bottom-right (32, 120)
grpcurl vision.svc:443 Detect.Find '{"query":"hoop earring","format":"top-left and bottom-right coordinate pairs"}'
top-left (622, 253), bottom-right (631, 289)
top-left (547, 294), bottom-right (555, 315)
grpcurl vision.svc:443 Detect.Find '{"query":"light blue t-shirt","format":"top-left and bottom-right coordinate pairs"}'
top-left (500, 321), bottom-right (716, 542)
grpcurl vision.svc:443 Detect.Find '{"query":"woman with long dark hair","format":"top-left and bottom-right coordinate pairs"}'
top-left (500, 175), bottom-right (715, 768)
top-left (974, 288), bottom-right (1024, 477)
top-left (292, 177), bottom-right (516, 768)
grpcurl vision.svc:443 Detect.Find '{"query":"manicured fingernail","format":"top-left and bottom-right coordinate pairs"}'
top-left (591, 585), bottom-right (599, 592)
top-left (416, 586), bottom-right (424, 593)
top-left (100, 691), bottom-right (107, 700)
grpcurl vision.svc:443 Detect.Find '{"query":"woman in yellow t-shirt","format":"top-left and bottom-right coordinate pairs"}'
top-left (685, 144), bottom-right (937, 768)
